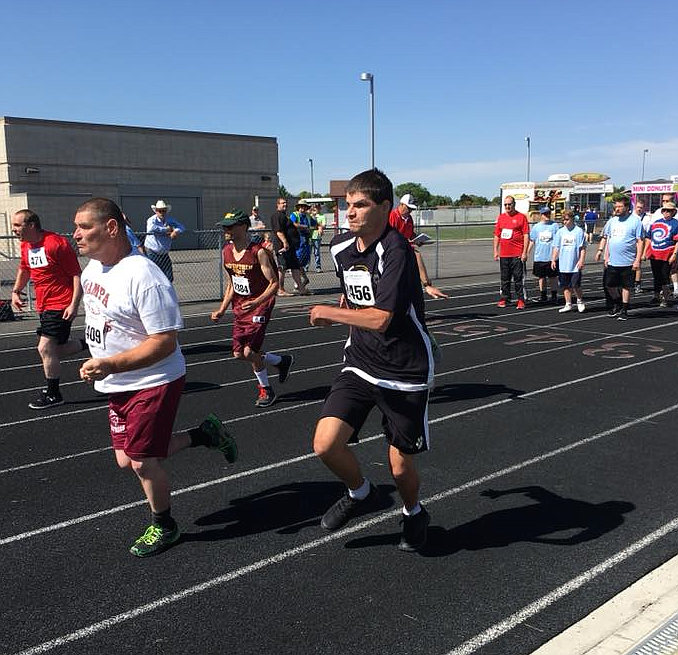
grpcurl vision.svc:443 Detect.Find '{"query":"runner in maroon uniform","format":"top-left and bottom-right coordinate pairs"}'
top-left (211, 210), bottom-right (294, 407)
top-left (11, 209), bottom-right (87, 409)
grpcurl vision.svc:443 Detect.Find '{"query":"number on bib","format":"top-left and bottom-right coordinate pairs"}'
top-left (85, 315), bottom-right (106, 349)
top-left (500, 228), bottom-right (513, 239)
top-left (28, 247), bottom-right (48, 268)
top-left (232, 275), bottom-right (251, 296)
top-left (342, 270), bottom-right (375, 307)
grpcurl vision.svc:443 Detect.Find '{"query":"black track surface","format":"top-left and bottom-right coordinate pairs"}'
top-left (2, 273), bottom-right (678, 655)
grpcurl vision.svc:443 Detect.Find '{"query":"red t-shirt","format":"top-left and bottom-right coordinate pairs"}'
top-left (222, 242), bottom-right (276, 319)
top-left (20, 231), bottom-right (81, 312)
top-left (494, 212), bottom-right (529, 257)
top-left (388, 209), bottom-right (415, 241)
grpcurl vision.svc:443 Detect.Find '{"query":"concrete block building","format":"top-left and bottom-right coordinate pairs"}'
top-left (0, 116), bottom-right (278, 252)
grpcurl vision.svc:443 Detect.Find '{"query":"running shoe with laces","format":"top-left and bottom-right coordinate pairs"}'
top-left (29, 390), bottom-right (64, 410)
top-left (497, 299), bottom-right (507, 308)
top-left (608, 304), bottom-right (620, 317)
top-left (275, 354), bottom-right (294, 384)
top-left (617, 308), bottom-right (628, 321)
top-left (255, 385), bottom-right (276, 407)
top-left (558, 303), bottom-right (572, 313)
top-left (516, 299), bottom-right (525, 310)
top-left (399, 505), bottom-right (431, 552)
top-left (321, 484), bottom-right (380, 531)
top-left (129, 523), bottom-right (180, 557)
top-left (199, 413), bottom-right (238, 463)
top-left (577, 300), bottom-right (586, 313)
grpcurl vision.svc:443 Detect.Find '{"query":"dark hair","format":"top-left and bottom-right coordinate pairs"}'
top-left (76, 197), bottom-right (125, 226)
top-left (615, 196), bottom-right (630, 207)
top-left (345, 168), bottom-right (394, 211)
top-left (15, 209), bottom-right (41, 229)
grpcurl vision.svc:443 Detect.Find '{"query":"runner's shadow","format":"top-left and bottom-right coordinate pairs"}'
top-left (180, 343), bottom-right (231, 356)
top-left (429, 383), bottom-right (523, 404)
top-left (344, 486), bottom-right (634, 556)
top-left (277, 385), bottom-right (332, 402)
top-left (183, 381), bottom-right (222, 394)
top-left (183, 481), bottom-right (397, 541)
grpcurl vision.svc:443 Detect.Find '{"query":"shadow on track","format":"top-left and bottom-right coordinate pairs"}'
top-left (278, 385), bottom-right (331, 402)
top-left (184, 481), bottom-right (397, 540)
top-left (429, 383), bottom-right (523, 404)
top-left (344, 486), bottom-right (634, 556)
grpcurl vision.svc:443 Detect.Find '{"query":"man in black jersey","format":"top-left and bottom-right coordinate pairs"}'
top-left (309, 169), bottom-right (433, 552)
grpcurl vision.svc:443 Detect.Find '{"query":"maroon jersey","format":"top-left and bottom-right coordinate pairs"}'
top-left (222, 242), bottom-right (276, 318)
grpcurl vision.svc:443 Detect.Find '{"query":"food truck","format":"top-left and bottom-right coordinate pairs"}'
top-left (631, 177), bottom-right (678, 212)
top-left (501, 173), bottom-right (611, 220)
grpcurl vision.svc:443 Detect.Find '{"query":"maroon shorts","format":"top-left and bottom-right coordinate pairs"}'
top-left (108, 376), bottom-right (185, 459)
top-left (232, 306), bottom-right (274, 353)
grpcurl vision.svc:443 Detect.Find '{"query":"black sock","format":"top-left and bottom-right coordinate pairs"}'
top-left (189, 426), bottom-right (210, 448)
top-left (551, 291), bottom-right (557, 299)
top-left (622, 302), bottom-right (629, 310)
top-left (80, 338), bottom-right (88, 351)
top-left (540, 291), bottom-right (547, 300)
top-left (46, 378), bottom-right (60, 396)
top-left (152, 508), bottom-right (176, 531)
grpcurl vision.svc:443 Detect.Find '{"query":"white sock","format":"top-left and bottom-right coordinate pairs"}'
top-left (673, 282), bottom-right (678, 293)
top-left (264, 352), bottom-right (282, 366)
top-left (348, 478), bottom-right (371, 500)
top-left (254, 369), bottom-right (269, 387)
top-left (403, 503), bottom-right (421, 517)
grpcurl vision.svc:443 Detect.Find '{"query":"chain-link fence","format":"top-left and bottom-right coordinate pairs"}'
top-left (0, 223), bottom-right (505, 312)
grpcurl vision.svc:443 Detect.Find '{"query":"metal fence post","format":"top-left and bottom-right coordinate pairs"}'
top-left (435, 224), bottom-right (440, 280)
top-left (218, 230), bottom-right (224, 298)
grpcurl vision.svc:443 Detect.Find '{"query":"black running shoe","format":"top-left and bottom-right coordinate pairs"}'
top-left (608, 304), bottom-right (620, 317)
top-left (399, 506), bottom-right (431, 552)
top-left (617, 308), bottom-right (628, 321)
top-left (321, 484), bottom-right (379, 531)
top-left (29, 390), bottom-right (64, 410)
top-left (255, 385), bottom-right (276, 407)
top-left (276, 354), bottom-right (294, 384)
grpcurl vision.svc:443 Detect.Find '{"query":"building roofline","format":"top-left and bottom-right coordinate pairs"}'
top-left (0, 116), bottom-right (276, 143)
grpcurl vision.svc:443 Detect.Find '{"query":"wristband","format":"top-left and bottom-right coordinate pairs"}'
top-left (12, 289), bottom-right (20, 294)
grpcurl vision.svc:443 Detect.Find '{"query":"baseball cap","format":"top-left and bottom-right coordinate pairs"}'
top-left (216, 209), bottom-right (250, 227)
top-left (399, 194), bottom-right (418, 209)
top-left (539, 206), bottom-right (551, 215)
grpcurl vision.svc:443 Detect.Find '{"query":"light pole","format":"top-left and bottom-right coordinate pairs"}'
top-left (360, 72), bottom-right (375, 169)
top-left (525, 135), bottom-right (531, 181)
top-left (641, 148), bottom-right (649, 180)
top-left (308, 158), bottom-right (315, 195)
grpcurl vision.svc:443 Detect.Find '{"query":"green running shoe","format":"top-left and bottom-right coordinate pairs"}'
top-left (129, 523), bottom-right (180, 557)
top-left (200, 413), bottom-right (238, 463)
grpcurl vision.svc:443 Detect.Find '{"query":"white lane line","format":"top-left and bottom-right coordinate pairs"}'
top-left (443, 517), bottom-right (678, 655)
top-left (2, 357), bottom-right (676, 546)
top-left (12, 402), bottom-right (678, 655)
top-left (0, 400), bottom-right (325, 475)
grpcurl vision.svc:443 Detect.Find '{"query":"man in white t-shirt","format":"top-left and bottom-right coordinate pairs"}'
top-left (632, 198), bottom-right (649, 294)
top-left (73, 197), bottom-right (238, 558)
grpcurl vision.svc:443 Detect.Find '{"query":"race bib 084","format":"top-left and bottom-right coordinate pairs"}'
top-left (28, 247), bottom-right (48, 268)
top-left (232, 275), bottom-right (251, 296)
top-left (343, 269), bottom-right (375, 307)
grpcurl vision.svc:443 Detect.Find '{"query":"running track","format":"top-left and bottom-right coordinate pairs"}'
top-left (2, 271), bottom-right (678, 655)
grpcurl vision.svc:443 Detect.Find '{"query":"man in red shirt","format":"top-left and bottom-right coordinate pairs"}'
top-left (389, 194), bottom-right (448, 299)
top-left (11, 210), bottom-right (86, 408)
top-left (493, 196), bottom-right (530, 309)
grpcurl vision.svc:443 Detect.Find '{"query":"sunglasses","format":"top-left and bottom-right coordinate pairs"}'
top-left (503, 203), bottom-right (514, 207)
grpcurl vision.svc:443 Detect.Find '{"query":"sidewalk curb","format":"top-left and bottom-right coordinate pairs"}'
top-left (530, 552), bottom-right (678, 655)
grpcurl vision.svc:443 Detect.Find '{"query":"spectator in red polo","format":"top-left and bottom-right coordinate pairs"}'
top-left (493, 196), bottom-right (530, 309)
top-left (389, 194), bottom-right (448, 299)
top-left (11, 209), bottom-right (86, 409)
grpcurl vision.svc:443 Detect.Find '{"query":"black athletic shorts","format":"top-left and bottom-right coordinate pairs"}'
top-left (276, 248), bottom-right (300, 271)
top-left (37, 310), bottom-right (72, 344)
top-left (319, 370), bottom-right (429, 455)
top-left (533, 261), bottom-right (558, 278)
top-left (585, 222), bottom-right (596, 234)
top-left (605, 265), bottom-right (634, 289)
top-left (558, 271), bottom-right (582, 289)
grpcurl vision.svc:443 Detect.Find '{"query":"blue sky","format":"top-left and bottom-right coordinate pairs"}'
top-left (2, 0), bottom-right (676, 198)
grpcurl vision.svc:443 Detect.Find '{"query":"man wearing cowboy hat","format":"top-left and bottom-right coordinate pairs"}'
top-left (389, 194), bottom-right (448, 299)
top-left (145, 200), bottom-right (186, 283)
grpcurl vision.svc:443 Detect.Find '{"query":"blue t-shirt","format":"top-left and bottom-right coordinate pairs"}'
top-left (530, 221), bottom-right (559, 262)
top-left (554, 225), bottom-right (586, 273)
top-left (602, 214), bottom-right (643, 267)
top-left (584, 211), bottom-right (598, 223)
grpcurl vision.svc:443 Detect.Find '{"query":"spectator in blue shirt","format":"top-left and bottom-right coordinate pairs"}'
top-left (595, 197), bottom-right (643, 320)
top-left (144, 200), bottom-right (186, 282)
top-left (583, 207), bottom-right (598, 244)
